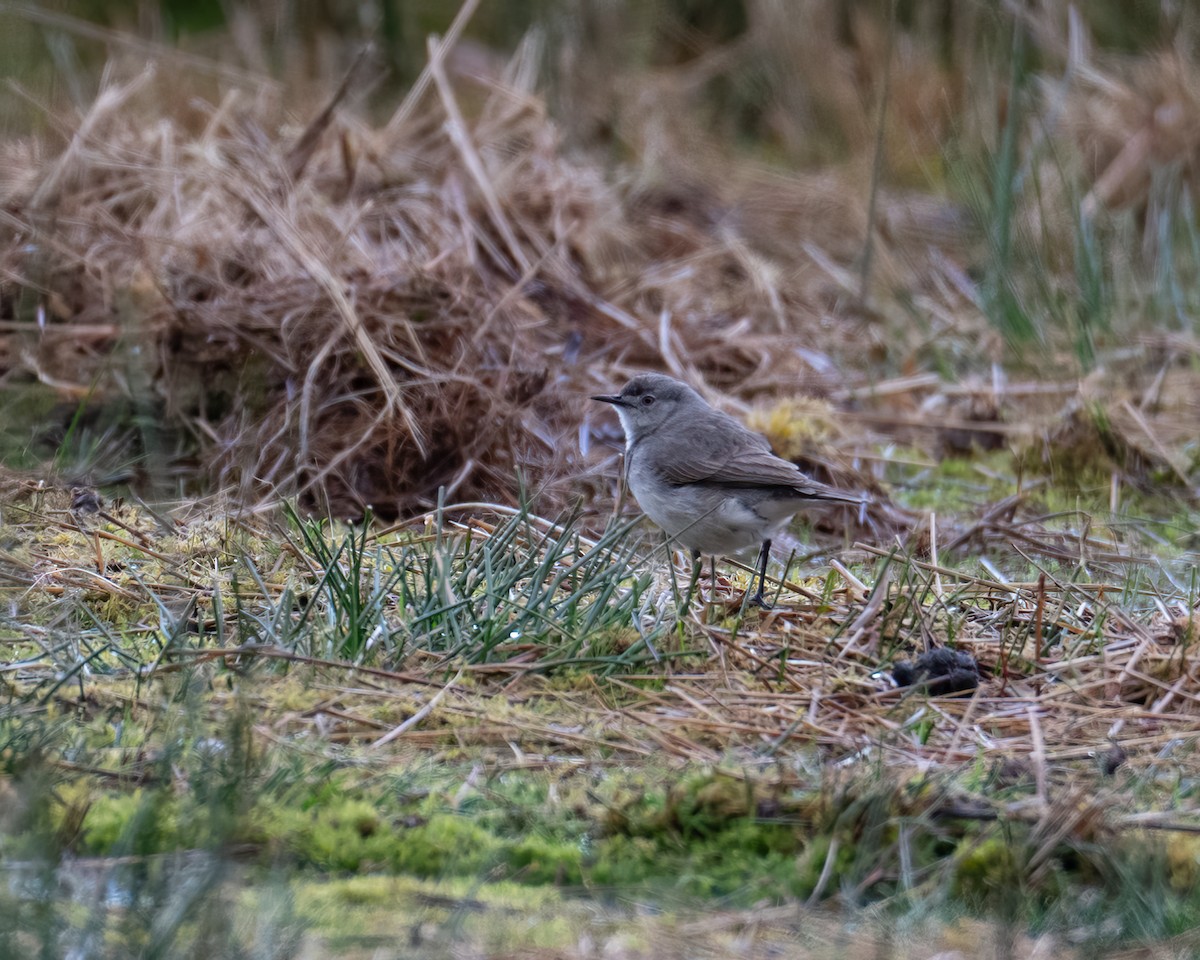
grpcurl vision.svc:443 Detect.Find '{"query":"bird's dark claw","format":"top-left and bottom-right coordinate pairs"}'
top-left (748, 590), bottom-right (772, 610)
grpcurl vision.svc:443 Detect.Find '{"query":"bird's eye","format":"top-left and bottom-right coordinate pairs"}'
top-left (641, 395), bottom-right (655, 406)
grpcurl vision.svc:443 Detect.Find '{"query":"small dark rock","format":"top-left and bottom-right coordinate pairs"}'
top-left (891, 647), bottom-right (982, 695)
top-left (70, 485), bottom-right (102, 514)
top-left (1100, 741), bottom-right (1128, 775)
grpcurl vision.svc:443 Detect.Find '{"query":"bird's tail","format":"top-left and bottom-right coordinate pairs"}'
top-left (796, 480), bottom-right (866, 506)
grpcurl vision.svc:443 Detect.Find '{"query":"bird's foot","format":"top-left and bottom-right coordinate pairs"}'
top-left (748, 590), bottom-right (772, 610)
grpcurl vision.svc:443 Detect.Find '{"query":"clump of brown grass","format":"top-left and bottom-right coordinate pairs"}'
top-left (1069, 51), bottom-right (1200, 219)
top-left (1, 32), bottom-right (947, 521)
top-left (5, 7), bottom-right (1197, 524)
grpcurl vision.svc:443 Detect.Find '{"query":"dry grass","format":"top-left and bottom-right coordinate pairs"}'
top-left (0, 0), bottom-right (1199, 868)
top-left (2, 4), bottom-right (1198, 528)
top-left (0, 480), bottom-right (1196, 787)
top-left (0, 5), bottom-right (982, 521)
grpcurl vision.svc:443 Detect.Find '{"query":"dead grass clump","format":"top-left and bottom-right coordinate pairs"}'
top-left (1, 42), bottom-right (949, 519)
top-left (9, 11), bottom-right (1197, 524)
top-left (1068, 51), bottom-right (1200, 219)
top-left (1023, 367), bottom-right (1200, 492)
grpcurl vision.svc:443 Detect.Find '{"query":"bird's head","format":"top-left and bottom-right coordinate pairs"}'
top-left (591, 373), bottom-right (704, 440)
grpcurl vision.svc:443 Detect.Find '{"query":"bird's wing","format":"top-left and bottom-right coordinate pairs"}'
top-left (653, 413), bottom-right (856, 501)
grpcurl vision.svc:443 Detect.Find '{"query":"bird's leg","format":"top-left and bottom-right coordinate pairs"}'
top-left (680, 547), bottom-right (703, 611)
top-left (749, 539), bottom-right (772, 608)
top-left (710, 556), bottom-right (717, 595)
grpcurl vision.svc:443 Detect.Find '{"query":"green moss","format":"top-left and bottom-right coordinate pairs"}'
top-left (681, 821), bottom-right (802, 898)
top-left (953, 836), bottom-right (1021, 901)
top-left (586, 834), bottom-right (660, 888)
top-left (79, 789), bottom-right (179, 856)
top-left (390, 814), bottom-right (502, 877)
top-left (661, 775), bottom-right (754, 836)
top-left (259, 799), bottom-right (396, 873)
top-left (577, 775), bottom-right (816, 900)
top-left (504, 833), bottom-right (584, 885)
top-left (302, 874), bottom-right (400, 909)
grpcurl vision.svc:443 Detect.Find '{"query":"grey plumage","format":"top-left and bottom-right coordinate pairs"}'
top-left (592, 373), bottom-right (861, 606)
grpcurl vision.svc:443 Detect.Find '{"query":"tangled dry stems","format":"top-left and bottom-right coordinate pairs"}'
top-left (4, 18), bottom-right (1200, 524)
top-left (0, 5), bottom-right (1199, 779)
top-left (1, 31), bottom-right (973, 521)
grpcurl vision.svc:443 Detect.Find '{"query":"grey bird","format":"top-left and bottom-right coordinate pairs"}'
top-left (592, 373), bottom-right (861, 607)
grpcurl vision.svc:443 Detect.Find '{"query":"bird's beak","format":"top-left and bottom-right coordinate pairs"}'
top-left (591, 394), bottom-right (628, 407)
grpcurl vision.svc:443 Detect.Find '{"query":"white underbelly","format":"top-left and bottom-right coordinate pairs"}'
top-left (640, 491), bottom-right (784, 555)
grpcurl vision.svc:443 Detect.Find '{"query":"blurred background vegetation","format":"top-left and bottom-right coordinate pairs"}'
top-left (3, 4), bottom-right (1200, 958)
top-left (4, 0), bottom-right (1200, 507)
top-left (2, 1), bottom-right (1188, 153)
